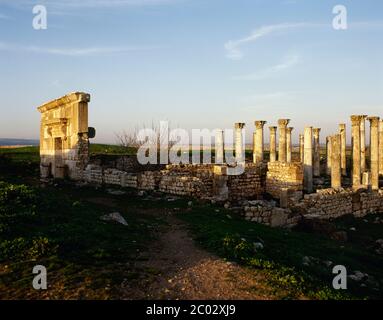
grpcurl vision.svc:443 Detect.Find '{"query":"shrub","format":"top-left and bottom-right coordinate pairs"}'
top-left (221, 234), bottom-right (254, 260)
top-left (0, 236), bottom-right (57, 262)
top-left (0, 182), bottom-right (38, 233)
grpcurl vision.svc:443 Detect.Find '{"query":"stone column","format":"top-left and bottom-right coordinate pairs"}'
top-left (278, 119), bottom-right (290, 162)
top-left (234, 123), bottom-right (246, 163)
top-left (326, 136), bottom-right (332, 175)
top-left (299, 134), bottom-right (304, 163)
top-left (360, 115), bottom-right (367, 173)
top-left (213, 165), bottom-right (228, 201)
top-left (303, 126), bottom-right (313, 193)
top-left (339, 124), bottom-right (347, 176)
top-left (379, 119), bottom-right (383, 176)
top-left (269, 126), bottom-right (277, 162)
top-left (313, 128), bottom-right (321, 177)
top-left (286, 127), bottom-right (293, 163)
top-left (331, 134), bottom-right (341, 188)
top-left (367, 116), bottom-right (380, 190)
top-left (215, 129), bottom-right (224, 164)
top-left (351, 115), bottom-right (362, 188)
top-left (253, 121), bottom-right (267, 164)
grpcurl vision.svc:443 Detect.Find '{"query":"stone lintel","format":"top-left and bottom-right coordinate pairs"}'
top-left (38, 92), bottom-right (91, 113)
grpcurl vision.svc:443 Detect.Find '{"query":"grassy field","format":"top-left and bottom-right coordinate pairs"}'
top-left (0, 145), bottom-right (164, 299)
top-left (178, 208), bottom-right (383, 299)
top-left (0, 144), bottom-right (382, 299)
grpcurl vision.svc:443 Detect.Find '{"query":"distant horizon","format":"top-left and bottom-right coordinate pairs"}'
top-left (0, 137), bottom-right (356, 149)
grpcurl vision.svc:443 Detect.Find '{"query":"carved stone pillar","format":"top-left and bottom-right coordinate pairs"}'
top-left (313, 128), bottom-right (321, 176)
top-left (234, 123), bottom-right (246, 164)
top-left (278, 119), bottom-right (290, 162)
top-left (286, 127), bottom-right (293, 163)
top-left (379, 120), bottom-right (383, 176)
top-left (326, 136), bottom-right (332, 175)
top-left (304, 126), bottom-right (313, 193)
top-left (253, 121), bottom-right (267, 164)
top-left (299, 134), bottom-right (304, 163)
top-left (215, 129), bottom-right (224, 164)
top-left (331, 134), bottom-right (341, 188)
top-left (360, 115), bottom-right (367, 173)
top-left (367, 116), bottom-right (380, 190)
top-left (351, 115), bottom-right (363, 188)
top-left (339, 124), bottom-right (347, 176)
top-left (269, 126), bottom-right (277, 162)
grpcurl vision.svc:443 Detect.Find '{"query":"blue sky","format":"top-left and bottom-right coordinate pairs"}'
top-left (0, 0), bottom-right (382, 144)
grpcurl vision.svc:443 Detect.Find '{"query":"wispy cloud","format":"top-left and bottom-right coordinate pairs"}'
top-left (224, 23), bottom-right (306, 60)
top-left (0, 42), bottom-right (158, 56)
top-left (233, 55), bottom-right (300, 80)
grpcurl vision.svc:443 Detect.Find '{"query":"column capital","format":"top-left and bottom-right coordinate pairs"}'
top-left (367, 116), bottom-right (380, 127)
top-left (339, 123), bottom-right (346, 130)
top-left (254, 120), bottom-right (267, 129)
top-left (234, 122), bottom-right (245, 129)
top-left (313, 128), bottom-right (321, 137)
top-left (379, 119), bottom-right (383, 132)
top-left (278, 119), bottom-right (290, 127)
top-left (269, 126), bottom-right (277, 133)
top-left (286, 127), bottom-right (294, 133)
top-left (360, 115), bottom-right (368, 120)
top-left (350, 115), bottom-right (364, 126)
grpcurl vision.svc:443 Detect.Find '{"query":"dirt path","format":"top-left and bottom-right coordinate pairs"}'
top-left (121, 214), bottom-right (284, 300)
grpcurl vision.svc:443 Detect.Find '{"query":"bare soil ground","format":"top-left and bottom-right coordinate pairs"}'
top-left (120, 214), bottom-right (286, 300)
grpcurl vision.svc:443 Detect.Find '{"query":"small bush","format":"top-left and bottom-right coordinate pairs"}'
top-left (0, 182), bottom-right (38, 233)
top-left (0, 236), bottom-right (57, 262)
top-left (221, 234), bottom-right (254, 260)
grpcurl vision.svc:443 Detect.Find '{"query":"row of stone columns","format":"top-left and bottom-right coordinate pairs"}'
top-left (349, 115), bottom-right (381, 190)
top-left (252, 119), bottom-right (294, 164)
top-left (225, 115), bottom-right (381, 194)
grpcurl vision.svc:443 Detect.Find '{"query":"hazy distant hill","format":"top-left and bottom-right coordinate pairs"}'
top-left (0, 138), bottom-right (39, 146)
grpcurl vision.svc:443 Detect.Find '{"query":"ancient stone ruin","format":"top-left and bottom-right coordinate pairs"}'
top-left (38, 92), bottom-right (93, 180)
top-left (37, 92), bottom-right (383, 227)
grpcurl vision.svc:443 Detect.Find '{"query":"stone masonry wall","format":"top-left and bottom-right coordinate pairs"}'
top-left (82, 161), bottom-right (265, 201)
top-left (302, 188), bottom-right (353, 219)
top-left (243, 200), bottom-right (301, 227)
top-left (227, 163), bottom-right (266, 200)
top-left (244, 187), bottom-right (383, 227)
top-left (266, 161), bottom-right (303, 199)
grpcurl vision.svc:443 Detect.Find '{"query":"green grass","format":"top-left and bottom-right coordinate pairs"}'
top-left (0, 179), bottom-right (167, 299)
top-left (89, 144), bottom-right (136, 156)
top-left (0, 146), bottom-right (163, 299)
top-left (1, 144), bottom-right (382, 299)
top-left (177, 207), bottom-right (383, 299)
